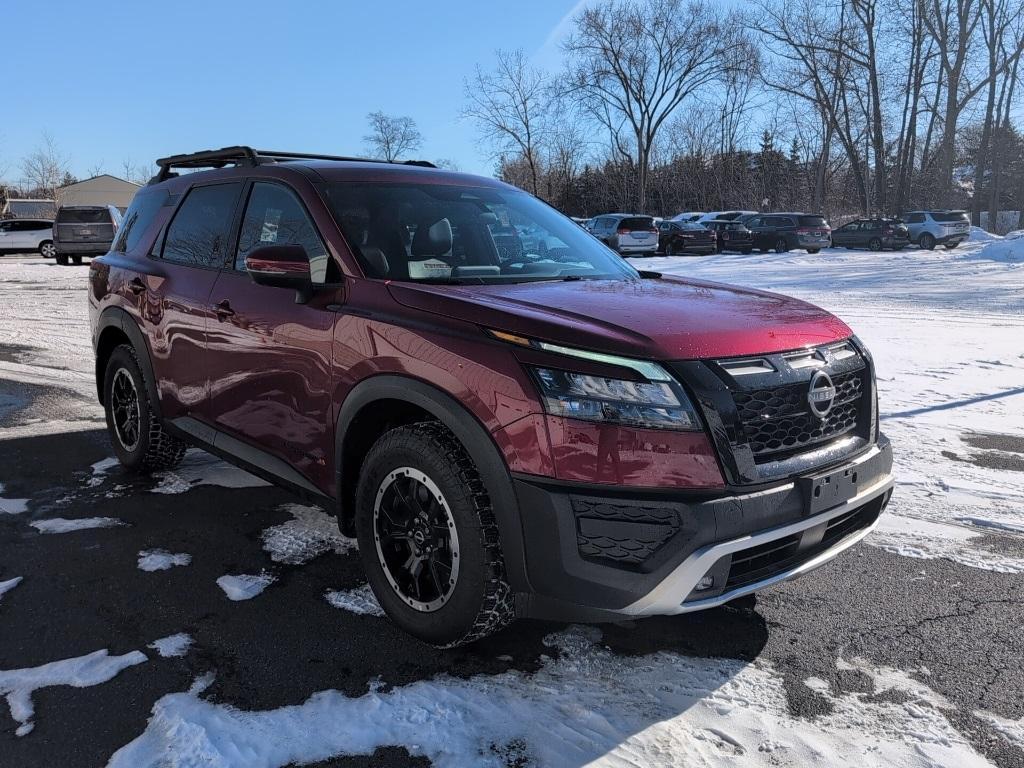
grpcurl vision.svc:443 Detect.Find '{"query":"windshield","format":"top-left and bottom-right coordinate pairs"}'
top-left (324, 182), bottom-right (639, 284)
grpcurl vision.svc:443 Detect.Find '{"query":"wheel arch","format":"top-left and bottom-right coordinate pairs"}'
top-left (94, 307), bottom-right (160, 416)
top-left (335, 374), bottom-right (529, 592)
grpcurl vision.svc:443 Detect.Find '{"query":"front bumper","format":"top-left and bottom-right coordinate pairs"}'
top-left (512, 436), bottom-right (893, 621)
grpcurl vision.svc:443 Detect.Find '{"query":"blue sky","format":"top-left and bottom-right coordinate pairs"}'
top-left (2, 0), bottom-right (587, 183)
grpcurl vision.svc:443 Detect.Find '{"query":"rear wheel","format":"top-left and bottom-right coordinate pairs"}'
top-left (919, 233), bottom-right (936, 250)
top-left (355, 422), bottom-right (514, 647)
top-left (868, 238), bottom-right (882, 251)
top-left (807, 248), bottom-right (820, 254)
top-left (71, 255), bottom-right (83, 266)
top-left (741, 248), bottom-right (752, 254)
top-left (39, 241), bottom-right (56, 258)
top-left (103, 345), bottom-right (187, 472)
top-left (55, 254), bottom-right (69, 266)
top-left (774, 237), bottom-right (789, 253)
top-left (943, 242), bottom-right (958, 250)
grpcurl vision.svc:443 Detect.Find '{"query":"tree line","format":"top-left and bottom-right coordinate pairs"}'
top-left (464, 0), bottom-right (1024, 227)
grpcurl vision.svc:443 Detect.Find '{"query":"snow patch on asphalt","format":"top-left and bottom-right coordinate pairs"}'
top-left (30, 517), bottom-right (126, 534)
top-left (871, 514), bottom-right (1024, 573)
top-left (107, 626), bottom-right (994, 768)
top-left (0, 576), bottom-right (23, 601)
top-left (0, 648), bottom-right (147, 737)
top-left (87, 457), bottom-right (120, 487)
top-left (148, 634), bottom-right (193, 659)
top-left (137, 550), bottom-right (192, 572)
top-left (974, 710), bottom-right (1024, 751)
top-left (216, 573), bottom-right (275, 601)
top-left (0, 481), bottom-right (29, 514)
top-left (262, 503), bottom-right (356, 565)
top-left (150, 450), bottom-right (267, 495)
top-left (324, 584), bottom-right (384, 617)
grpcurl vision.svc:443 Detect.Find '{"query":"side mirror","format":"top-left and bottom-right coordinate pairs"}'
top-left (245, 244), bottom-right (313, 303)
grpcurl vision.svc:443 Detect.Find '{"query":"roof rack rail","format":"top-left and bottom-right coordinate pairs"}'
top-left (150, 146), bottom-right (436, 184)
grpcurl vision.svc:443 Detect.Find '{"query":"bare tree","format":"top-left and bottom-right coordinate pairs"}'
top-left (463, 49), bottom-right (552, 196)
top-left (20, 132), bottom-right (70, 200)
top-left (564, 0), bottom-right (742, 213)
top-left (362, 111), bottom-right (423, 162)
top-left (120, 159), bottom-right (153, 185)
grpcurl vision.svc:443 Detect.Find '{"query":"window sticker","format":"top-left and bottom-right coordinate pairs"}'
top-left (260, 208), bottom-right (283, 243)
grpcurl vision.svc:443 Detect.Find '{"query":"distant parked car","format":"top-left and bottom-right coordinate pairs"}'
top-left (657, 220), bottom-right (717, 255)
top-left (901, 210), bottom-right (970, 250)
top-left (53, 205), bottom-right (123, 265)
top-left (697, 210), bottom-right (757, 224)
top-left (0, 218), bottom-right (55, 257)
top-left (669, 211), bottom-right (705, 223)
top-left (831, 218), bottom-right (909, 251)
top-left (589, 214), bottom-right (659, 255)
top-left (703, 219), bottom-right (754, 253)
top-left (745, 213), bottom-right (832, 254)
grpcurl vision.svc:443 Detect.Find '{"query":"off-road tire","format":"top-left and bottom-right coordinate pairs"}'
top-left (103, 344), bottom-right (187, 472)
top-left (354, 422), bottom-right (514, 647)
top-left (55, 253), bottom-right (69, 266)
top-left (920, 233), bottom-right (936, 250)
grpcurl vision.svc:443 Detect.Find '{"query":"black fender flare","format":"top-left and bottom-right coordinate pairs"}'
top-left (95, 307), bottom-right (161, 417)
top-left (335, 375), bottom-right (530, 593)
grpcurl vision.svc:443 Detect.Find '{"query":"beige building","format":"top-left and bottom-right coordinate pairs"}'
top-left (57, 174), bottom-right (140, 212)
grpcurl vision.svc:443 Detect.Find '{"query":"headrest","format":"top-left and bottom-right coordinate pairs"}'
top-left (361, 246), bottom-right (389, 278)
top-left (412, 218), bottom-right (453, 257)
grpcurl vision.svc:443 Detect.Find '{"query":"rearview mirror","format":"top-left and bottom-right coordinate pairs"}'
top-left (245, 245), bottom-right (313, 303)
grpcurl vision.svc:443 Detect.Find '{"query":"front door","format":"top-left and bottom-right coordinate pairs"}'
top-left (141, 181), bottom-right (243, 425)
top-left (205, 181), bottom-right (339, 492)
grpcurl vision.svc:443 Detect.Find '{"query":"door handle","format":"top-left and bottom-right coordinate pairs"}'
top-left (213, 300), bottom-right (235, 320)
top-left (127, 278), bottom-right (146, 295)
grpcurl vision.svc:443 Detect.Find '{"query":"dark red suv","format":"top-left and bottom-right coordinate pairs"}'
top-left (88, 147), bottom-right (893, 646)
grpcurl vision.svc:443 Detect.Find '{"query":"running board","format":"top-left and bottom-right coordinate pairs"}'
top-left (169, 416), bottom-right (325, 499)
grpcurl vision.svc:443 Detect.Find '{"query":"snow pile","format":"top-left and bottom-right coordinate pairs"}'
top-left (0, 576), bottom-right (23, 601)
top-left (967, 226), bottom-right (999, 242)
top-left (966, 236), bottom-right (1024, 263)
top-left (261, 503), bottom-right (356, 565)
top-left (324, 584), bottom-right (384, 617)
top-left (106, 626), bottom-right (994, 768)
top-left (148, 634), bottom-right (193, 659)
top-left (216, 573), bottom-right (275, 601)
top-left (30, 517), bottom-right (126, 534)
top-left (1003, 229), bottom-right (1024, 240)
top-left (151, 450), bottom-right (267, 495)
top-left (137, 550), bottom-right (192, 572)
top-left (0, 648), bottom-right (147, 736)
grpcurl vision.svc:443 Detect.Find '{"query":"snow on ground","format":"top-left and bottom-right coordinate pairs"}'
top-left (88, 456), bottom-right (120, 487)
top-left (0, 576), bottom-right (23, 601)
top-left (0, 648), bottom-right (147, 737)
top-left (0, 495), bottom-right (29, 514)
top-left (325, 584), bottom-right (385, 617)
top-left (137, 549), bottom-right (192, 572)
top-left (106, 625), bottom-right (995, 768)
top-left (261, 503), bottom-right (357, 565)
top-left (148, 634), bottom-right (193, 659)
top-left (631, 234), bottom-right (1024, 573)
top-left (216, 573), bottom-right (275, 601)
top-left (150, 449), bottom-right (267, 494)
top-left (29, 517), bottom-right (126, 534)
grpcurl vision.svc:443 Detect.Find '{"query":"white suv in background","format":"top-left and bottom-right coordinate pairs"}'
top-left (902, 210), bottom-right (970, 250)
top-left (589, 213), bottom-right (659, 255)
top-left (0, 219), bottom-right (56, 257)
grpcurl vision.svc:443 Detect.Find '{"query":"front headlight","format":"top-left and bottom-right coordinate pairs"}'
top-left (529, 366), bottom-right (702, 430)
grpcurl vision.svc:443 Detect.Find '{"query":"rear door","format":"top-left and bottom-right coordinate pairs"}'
top-left (205, 180), bottom-right (339, 491)
top-left (142, 182), bottom-right (244, 425)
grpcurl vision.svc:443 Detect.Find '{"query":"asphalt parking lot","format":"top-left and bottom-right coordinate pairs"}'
top-left (2, 410), bottom-right (1023, 766)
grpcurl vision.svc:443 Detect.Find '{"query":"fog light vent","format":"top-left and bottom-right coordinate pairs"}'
top-left (694, 575), bottom-right (715, 592)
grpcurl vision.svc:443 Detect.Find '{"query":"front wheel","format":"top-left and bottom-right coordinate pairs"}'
top-left (39, 241), bottom-right (56, 258)
top-left (868, 238), bottom-right (882, 251)
top-left (666, 240), bottom-right (678, 256)
top-left (103, 345), bottom-right (187, 472)
top-left (355, 422), bottom-right (514, 647)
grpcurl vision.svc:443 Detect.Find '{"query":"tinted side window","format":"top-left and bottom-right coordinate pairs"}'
top-left (161, 183), bottom-right (242, 268)
top-left (907, 213), bottom-right (926, 224)
top-left (235, 183), bottom-right (330, 283)
top-left (114, 190), bottom-right (164, 253)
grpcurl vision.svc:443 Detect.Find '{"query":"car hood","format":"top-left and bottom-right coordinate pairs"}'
top-left (387, 276), bottom-right (852, 360)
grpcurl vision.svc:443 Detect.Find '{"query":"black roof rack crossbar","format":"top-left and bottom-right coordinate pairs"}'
top-left (150, 146), bottom-right (436, 184)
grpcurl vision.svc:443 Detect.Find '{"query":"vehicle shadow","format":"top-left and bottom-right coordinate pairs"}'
top-left (0, 428), bottom-right (768, 767)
